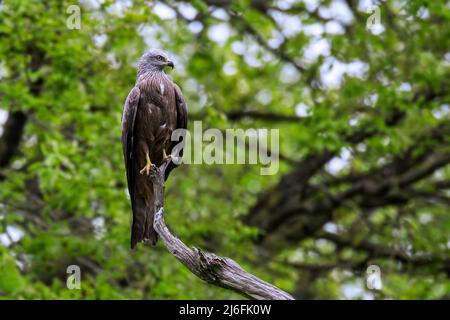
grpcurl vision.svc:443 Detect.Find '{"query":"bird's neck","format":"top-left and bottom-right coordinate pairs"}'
top-left (136, 69), bottom-right (165, 84)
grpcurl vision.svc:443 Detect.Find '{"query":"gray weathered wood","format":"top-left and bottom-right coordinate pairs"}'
top-left (149, 158), bottom-right (294, 300)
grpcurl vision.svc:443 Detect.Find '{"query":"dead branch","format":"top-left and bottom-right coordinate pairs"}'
top-left (149, 158), bottom-right (294, 300)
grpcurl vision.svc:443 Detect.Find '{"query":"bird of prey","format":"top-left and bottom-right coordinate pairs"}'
top-left (121, 50), bottom-right (188, 249)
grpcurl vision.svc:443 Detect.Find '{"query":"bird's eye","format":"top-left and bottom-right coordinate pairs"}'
top-left (156, 55), bottom-right (164, 61)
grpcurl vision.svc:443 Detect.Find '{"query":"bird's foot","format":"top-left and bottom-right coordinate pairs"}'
top-left (163, 149), bottom-right (180, 164)
top-left (139, 162), bottom-right (155, 176)
top-left (163, 150), bottom-right (174, 165)
top-left (140, 153), bottom-right (155, 176)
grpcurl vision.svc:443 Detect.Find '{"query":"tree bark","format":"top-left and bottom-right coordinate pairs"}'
top-left (0, 111), bottom-right (27, 167)
top-left (149, 158), bottom-right (294, 300)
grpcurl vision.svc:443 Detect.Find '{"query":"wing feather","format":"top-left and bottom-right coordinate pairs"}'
top-left (121, 86), bottom-right (140, 213)
top-left (165, 83), bottom-right (188, 180)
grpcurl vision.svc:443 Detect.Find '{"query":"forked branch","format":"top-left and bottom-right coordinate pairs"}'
top-left (149, 158), bottom-right (294, 300)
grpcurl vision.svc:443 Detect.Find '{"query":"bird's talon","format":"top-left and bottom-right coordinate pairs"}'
top-left (163, 149), bottom-right (172, 160)
top-left (139, 163), bottom-right (154, 176)
top-left (139, 153), bottom-right (154, 175)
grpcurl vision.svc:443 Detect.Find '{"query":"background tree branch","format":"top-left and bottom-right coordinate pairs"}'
top-left (0, 111), bottom-right (27, 168)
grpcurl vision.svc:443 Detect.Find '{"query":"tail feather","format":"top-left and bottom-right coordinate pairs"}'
top-left (131, 195), bottom-right (158, 249)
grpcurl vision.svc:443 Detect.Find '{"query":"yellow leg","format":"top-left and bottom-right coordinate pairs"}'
top-left (139, 153), bottom-right (153, 175)
top-left (164, 148), bottom-right (180, 164)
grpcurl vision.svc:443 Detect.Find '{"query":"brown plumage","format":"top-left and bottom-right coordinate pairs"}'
top-left (121, 50), bottom-right (187, 249)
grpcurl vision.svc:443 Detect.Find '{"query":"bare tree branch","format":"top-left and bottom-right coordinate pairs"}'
top-left (149, 158), bottom-right (294, 300)
top-left (226, 110), bottom-right (303, 122)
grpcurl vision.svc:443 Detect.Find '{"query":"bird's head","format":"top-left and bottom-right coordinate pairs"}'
top-left (138, 49), bottom-right (174, 74)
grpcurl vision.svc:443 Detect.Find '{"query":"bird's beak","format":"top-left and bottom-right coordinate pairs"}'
top-left (167, 60), bottom-right (174, 68)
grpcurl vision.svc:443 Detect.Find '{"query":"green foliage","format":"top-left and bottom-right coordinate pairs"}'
top-left (0, 0), bottom-right (449, 299)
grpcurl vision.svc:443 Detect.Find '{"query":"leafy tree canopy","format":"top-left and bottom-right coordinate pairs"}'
top-left (0, 0), bottom-right (449, 299)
